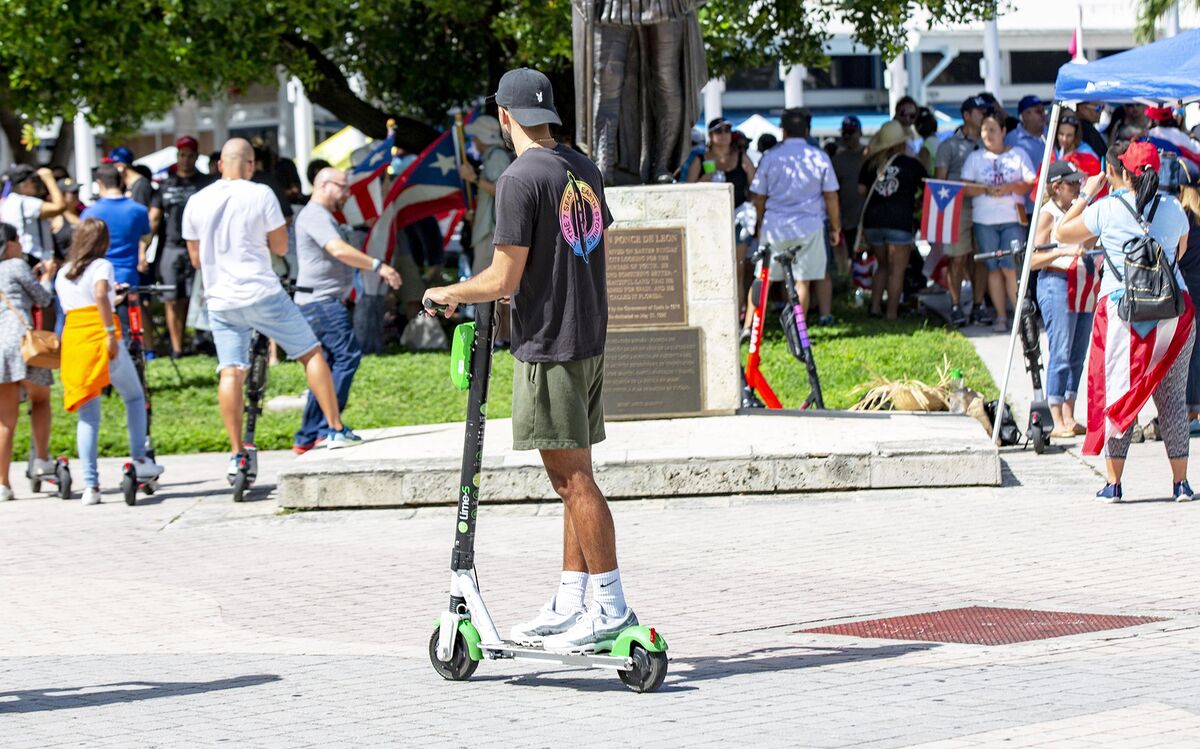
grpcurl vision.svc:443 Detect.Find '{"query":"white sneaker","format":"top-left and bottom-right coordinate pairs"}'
top-left (0, 485), bottom-right (13, 502)
top-left (227, 455), bottom-right (241, 479)
top-left (31, 458), bottom-right (56, 476)
top-left (133, 458), bottom-right (164, 480)
top-left (509, 598), bottom-right (584, 643)
top-left (542, 604), bottom-right (638, 652)
top-left (81, 487), bottom-right (102, 505)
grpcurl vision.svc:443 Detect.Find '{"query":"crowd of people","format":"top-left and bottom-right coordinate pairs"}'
top-left (704, 93), bottom-right (1200, 500)
top-left (0, 133), bottom-right (434, 502)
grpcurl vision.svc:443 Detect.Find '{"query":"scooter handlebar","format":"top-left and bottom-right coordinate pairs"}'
top-left (423, 298), bottom-right (449, 315)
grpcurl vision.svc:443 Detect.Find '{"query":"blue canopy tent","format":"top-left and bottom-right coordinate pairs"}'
top-left (993, 29), bottom-right (1200, 444)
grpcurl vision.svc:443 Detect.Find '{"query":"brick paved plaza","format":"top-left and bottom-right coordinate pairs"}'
top-left (1, 444), bottom-right (1198, 747)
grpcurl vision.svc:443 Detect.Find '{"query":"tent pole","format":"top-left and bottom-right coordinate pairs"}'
top-left (992, 101), bottom-right (1062, 445)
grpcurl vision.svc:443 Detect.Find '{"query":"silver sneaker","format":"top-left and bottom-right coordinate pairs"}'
top-left (542, 604), bottom-right (638, 652)
top-left (509, 598), bottom-right (583, 644)
top-left (31, 458), bottom-right (56, 476)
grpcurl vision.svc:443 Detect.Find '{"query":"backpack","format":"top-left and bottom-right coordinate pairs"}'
top-left (1100, 194), bottom-right (1185, 323)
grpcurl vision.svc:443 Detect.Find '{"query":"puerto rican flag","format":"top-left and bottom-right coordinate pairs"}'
top-left (921, 179), bottom-right (965, 244)
top-left (1067, 256), bottom-right (1100, 313)
top-left (1145, 126), bottom-right (1200, 167)
top-left (339, 135), bottom-right (395, 226)
top-left (1084, 292), bottom-right (1195, 456)
top-left (363, 129), bottom-right (466, 265)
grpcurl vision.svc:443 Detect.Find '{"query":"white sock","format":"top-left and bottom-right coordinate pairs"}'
top-left (590, 568), bottom-right (627, 617)
top-left (554, 571), bottom-right (588, 614)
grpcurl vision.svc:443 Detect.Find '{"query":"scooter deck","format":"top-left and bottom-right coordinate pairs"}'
top-left (481, 640), bottom-right (632, 670)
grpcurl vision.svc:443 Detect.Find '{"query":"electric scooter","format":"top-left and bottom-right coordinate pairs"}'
top-left (116, 283), bottom-right (176, 504)
top-left (426, 299), bottom-right (669, 693)
top-left (974, 241), bottom-right (1103, 454)
top-left (741, 242), bottom-right (825, 410)
top-left (228, 274), bottom-right (312, 502)
top-left (23, 307), bottom-right (72, 499)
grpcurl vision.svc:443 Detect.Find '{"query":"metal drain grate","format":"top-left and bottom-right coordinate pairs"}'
top-left (798, 606), bottom-right (1166, 645)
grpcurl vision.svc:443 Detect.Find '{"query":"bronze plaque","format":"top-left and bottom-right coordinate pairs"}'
top-left (603, 328), bottom-right (703, 418)
top-left (606, 227), bottom-right (687, 328)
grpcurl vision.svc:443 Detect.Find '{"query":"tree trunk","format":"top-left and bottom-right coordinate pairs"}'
top-left (0, 104), bottom-right (36, 166)
top-left (282, 35), bottom-right (439, 153)
top-left (49, 119), bottom-right (74, 169)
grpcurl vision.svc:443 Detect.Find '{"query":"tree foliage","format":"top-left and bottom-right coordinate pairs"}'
top-left (0, 0), bottom-right (1001, 158)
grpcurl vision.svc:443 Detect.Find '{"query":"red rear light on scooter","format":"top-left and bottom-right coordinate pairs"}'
top-left (648, 628), bottom-right (657, 645)
top-left (123, 462), bottom-right (133, 471)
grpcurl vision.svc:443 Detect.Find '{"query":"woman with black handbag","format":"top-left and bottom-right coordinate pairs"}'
top-left (0, 222), bottom-right (57, 501)
top-left (1056, 141), bottom-right (1194, 503)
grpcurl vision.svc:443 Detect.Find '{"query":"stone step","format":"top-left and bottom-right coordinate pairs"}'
top-left (277, 413), bottom-right (1000, 509)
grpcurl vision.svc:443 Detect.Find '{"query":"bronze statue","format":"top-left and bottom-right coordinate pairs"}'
top-left (572, 0), bottom-right (708, 185)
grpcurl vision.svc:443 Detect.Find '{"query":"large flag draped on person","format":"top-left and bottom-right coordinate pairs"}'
top-left (1144, 125), bottom-right (1200, 167)
top-left (363, 129), bottom-right (468, 265)
top-left (921, 179), bottom-right (965, 244)
top-left (1084, 293), bottom-right (1196, 456)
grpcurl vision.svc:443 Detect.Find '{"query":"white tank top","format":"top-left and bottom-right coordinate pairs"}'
top-left (1043, 200), bottom-right (1082, 271)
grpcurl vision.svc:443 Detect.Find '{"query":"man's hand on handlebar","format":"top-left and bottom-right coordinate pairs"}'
top-left (422, 288), bottom-right (457, 318)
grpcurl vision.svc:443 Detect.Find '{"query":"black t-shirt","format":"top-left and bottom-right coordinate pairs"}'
top-left (1080, 120), bottom-right (1108, 162)
top-left (858, 154), bottom-right (925, 232)
top-left (127, 177), bottom-right (155, 208)
top-left (1178, 213), bottom-right (1200, 285)
top-left (493, 145), bottom-right (613, 363)
top-left (151, 171), bottom-right (215, 248)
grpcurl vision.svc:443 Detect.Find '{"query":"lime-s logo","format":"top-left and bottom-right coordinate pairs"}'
top-left (457, 521), bottom-right (469, 534)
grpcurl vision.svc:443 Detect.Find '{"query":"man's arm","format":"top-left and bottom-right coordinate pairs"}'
top-left (822, 192), bottom-right (842, 247)
top-left (752, 193), bottom-right (767, 239)
top-left (267, 224), bottom-right (289, 257)
top-left (148, 206), bottom-right (162, 236)
top-left (36, 168), bottom-right (66, 219)
top-left (423, 244), bottom-right (530, 317)
top-left (323, 237), bottom-right (402, 289)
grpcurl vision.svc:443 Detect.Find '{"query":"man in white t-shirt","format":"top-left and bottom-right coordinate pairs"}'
top-left (182, 139), bottom-right (362, 477)
top-left (2, 164), bottom-right (67, 263)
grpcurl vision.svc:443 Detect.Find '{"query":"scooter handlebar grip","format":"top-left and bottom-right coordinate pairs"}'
top-left (1034, 243), bottom-right (1058, 251)
top-left (424, 298), bottom-right (449, 312)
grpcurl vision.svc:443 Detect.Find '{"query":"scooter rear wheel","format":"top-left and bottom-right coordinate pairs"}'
top-left (122, 472), bottom-right (137, 506)
top-left (428, 627), bottom-right (478, 681)
top-left (618, 642), bottom-right (668, 693)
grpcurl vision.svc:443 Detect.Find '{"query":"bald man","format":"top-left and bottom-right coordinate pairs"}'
top-left (182, 140), bottom-right (363, 480)
top-left (290, 167), bottom-right (401, 452)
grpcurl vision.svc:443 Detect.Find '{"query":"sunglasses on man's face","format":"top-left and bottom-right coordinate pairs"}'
top-left (712, 125), bottom-right (732, 134)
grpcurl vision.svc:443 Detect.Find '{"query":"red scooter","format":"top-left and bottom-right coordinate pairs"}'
top-left (741, 242), bottom-right (825, 411)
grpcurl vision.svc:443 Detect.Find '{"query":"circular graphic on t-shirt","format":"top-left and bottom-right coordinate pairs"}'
top-left (559, 170), bottom-right (603, 263)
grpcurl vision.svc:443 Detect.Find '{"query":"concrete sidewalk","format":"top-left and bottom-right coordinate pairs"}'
top-left (277, 412), bottom-right (1001, 509)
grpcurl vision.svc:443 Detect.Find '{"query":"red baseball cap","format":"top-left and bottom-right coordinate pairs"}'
top-left (1144, 106), bottom-right (1175, 123)
top-left (1119, 141), bottom-right (1162, 176)
top-left (175, 135), bottom-right (199, 151)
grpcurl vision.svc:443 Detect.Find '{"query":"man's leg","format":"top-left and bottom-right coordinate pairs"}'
top-left (948, 255), bottom-right (966, 306)
top-left (795, 280), bottom-right (811, 314)
top-left (297, 347), bottom-right (344, 434)
top-left (218, 367), bottom-right (246, 454)
top-left (541, 447), bottom-right (617, 574)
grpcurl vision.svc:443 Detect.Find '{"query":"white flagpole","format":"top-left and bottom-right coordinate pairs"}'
top-left (992, 102), bottom-right (1062, 445)
top-left (1073, 1), bottom-right (1087, 63)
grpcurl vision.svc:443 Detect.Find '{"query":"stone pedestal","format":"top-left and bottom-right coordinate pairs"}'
top-left (604, 183), bottom-right (740, 417)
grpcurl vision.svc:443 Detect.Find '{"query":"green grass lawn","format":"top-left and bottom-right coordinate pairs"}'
top-left (11, 306), bottom-right (995, 458)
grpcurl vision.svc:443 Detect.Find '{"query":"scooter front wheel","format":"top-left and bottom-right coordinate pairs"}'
top-left (55, 464), bottom-right (72, 500)
top-left (618, 642), bottom-right (668, 693)
top-left (231, 470), bottom-right (249, 503)
top-left (428, 627), bottom-right (479, 681)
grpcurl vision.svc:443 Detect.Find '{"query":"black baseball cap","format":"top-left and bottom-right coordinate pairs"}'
top-left (961, 96), bottom-right (988, 114)
top-left (493, 68), bottom-right (561, 127)
top-left (1047, 160), bottom-right (1084, 183)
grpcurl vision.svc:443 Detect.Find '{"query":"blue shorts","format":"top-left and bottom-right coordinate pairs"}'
top-left (209, 292), bottom-right (320, 372)
top-left (864, 227), bottom-right (915, 246)
top-left (973, 222), bottom-right (1024, 271)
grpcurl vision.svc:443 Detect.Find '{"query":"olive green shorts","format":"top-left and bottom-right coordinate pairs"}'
top-left (512, 353), bottom-right (606, 451)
